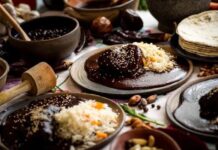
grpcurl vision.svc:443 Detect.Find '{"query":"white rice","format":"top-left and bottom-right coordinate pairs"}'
top-left (133, 42), bottom-right (175, 73)
top-left (54, 100), bottom-right (118, 150)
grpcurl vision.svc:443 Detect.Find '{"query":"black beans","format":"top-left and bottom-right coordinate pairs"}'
top-left (17, 27), bottom-right (71, 41)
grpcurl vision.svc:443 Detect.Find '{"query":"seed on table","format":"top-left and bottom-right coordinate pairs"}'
top-left (138, 104), bottom-right (144, 110)
top-left (130, 118), bottom-right (142, 125)
top-left (151, 104), bottom-right (155, 108)
top-left (132, 120), bottom-right (143, 128)
top-left (143, 106), bottom-right (149, 113)
top-left (210, 70), bottom-right (215, 74)
top-left (147, 95), bottom-right (157, 104)
top-left (200, 67), bottom-right (206, 71)
top-left (128, 95), bottom-right (142, 106)
top-left (141, 98), bottom-right (148, 106)
top-left (156, 105), bottom-right (161, 110)
top-left (198, 72), bottom-right (204, 77)
top-left (215, 68), bottom-right (218, 73)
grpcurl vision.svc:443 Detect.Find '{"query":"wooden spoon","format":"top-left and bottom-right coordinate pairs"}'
top-left (0, 4), bottom-right (31, 41)
top-left (0, 62), bottom-right (57, 105)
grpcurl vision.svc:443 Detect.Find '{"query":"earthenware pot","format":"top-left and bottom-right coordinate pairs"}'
top-left (64, 0), bottom-right (139, 23)
top-left (8, 16), bottom-right (80, 63)
top-left (146, 0), bottom-right (210, 33)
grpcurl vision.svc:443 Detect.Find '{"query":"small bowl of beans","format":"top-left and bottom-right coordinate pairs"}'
top-left (0, 58), bottom-right (9, 90)
top-left (8, 16), bottom-right (80, 62)
top-left (111, 128), bottom-right (181, 150)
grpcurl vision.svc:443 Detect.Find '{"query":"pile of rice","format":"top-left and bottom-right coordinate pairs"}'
top-left (54, 100), bottom-right (118, 150)
top-left (133, 42), bottom-right (175, 73)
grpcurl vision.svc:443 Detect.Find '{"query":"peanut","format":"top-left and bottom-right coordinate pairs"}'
top-left (148, 135), bottom-right (155, 147)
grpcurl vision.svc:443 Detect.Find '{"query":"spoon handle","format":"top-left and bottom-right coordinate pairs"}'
top-left (0, 80), bottom-right (32, 106)
top-left (0, 4), bottom-right (31, 41)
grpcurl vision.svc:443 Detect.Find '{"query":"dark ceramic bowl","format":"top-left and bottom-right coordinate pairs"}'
top-left (111, 128), bottom-right (181, 150)
top-left (146, 0), bottom-right (210, 33)
top-left (64, 0), bottom-right (139, 22)
top-left (8, 16), bottom-right (81, 63)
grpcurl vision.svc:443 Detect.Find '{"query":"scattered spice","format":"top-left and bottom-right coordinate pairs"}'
top-left (127, 94), bottom-right (159, 113)
top-left (120, 104), bottom-right (164, 126)
top-left (156, 105), bottom-right (161, 110)
top-left (147, 95), bottom-right (157, 104)
top-left (198, 64), bottom-right (218, 77)
top-left (128, 95), bottom-right (142, 106)
top-left (143, 107), bottom-right (149, 113)
top-left (127, 117), bottom-right (153, 130)
top-left (140, 98), bottom-right (148, 106)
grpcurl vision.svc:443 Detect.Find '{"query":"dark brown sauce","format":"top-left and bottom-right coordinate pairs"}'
top-left (0, 66), bottom-right (4, 77)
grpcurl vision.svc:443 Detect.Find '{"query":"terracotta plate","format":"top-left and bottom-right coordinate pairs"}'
top-left (166, 75), bottom-right (218, 139)
top-left (70, 44), bottom-right (193, 96)
top-left (0, 93), bottom-right (125, 150)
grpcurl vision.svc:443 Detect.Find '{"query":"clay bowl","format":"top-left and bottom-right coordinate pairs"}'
top-left (8, 16), bottom-right (81, 63)
top-left (64, 0), bottom-right (139, 23)
top-left (146, 0), bottom-right (210, 33)
top-left (0, 58), bottom-right (9, 91)
top-left (111, 128), bottom-right (181, 150)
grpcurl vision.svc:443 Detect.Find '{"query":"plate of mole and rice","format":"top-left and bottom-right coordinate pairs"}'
top-left (0, 93), bottom-right (125, 150)
top-left (71, 42), bottom-right (193, 95)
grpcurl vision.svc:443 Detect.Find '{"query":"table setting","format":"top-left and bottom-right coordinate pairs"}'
top-left (0, 0), bottom-right (218, 150)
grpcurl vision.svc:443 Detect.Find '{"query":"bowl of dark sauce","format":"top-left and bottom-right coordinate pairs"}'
top-left (8, 16), bottom-right (81, 63)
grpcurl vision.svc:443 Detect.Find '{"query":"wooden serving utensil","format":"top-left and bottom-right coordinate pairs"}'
top-left (0, 62), bottom-right (57, 105)
top-left (0, 4), bottom-right (31, 41)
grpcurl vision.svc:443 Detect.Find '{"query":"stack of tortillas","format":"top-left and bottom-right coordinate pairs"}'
top-left (177, 10), bottom-right (218, 57)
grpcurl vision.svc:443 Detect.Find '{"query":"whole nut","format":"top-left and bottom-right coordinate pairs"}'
top-left (156, 105), bottom-right (161, 110)
top-left (130, 118), bottom-right (142, 125)
top-left (91, 16), bottom-right (112, 35)
top-left (148, 135), bottom-right (155, 147)
top-left (132, 119), bottom-right (143, 128)
top-left (147, 94), bottom-right (157, 104)
top-left (135, 123), bottom-right (152, 130)
top-left (128, 95), bottom-right (142, 106)
top-left (129, 138), bottom-right (147, 146)
top-left (140, 98), bottom-right (148, 106)
top-left (143, 106), bottom-right (149, 113)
